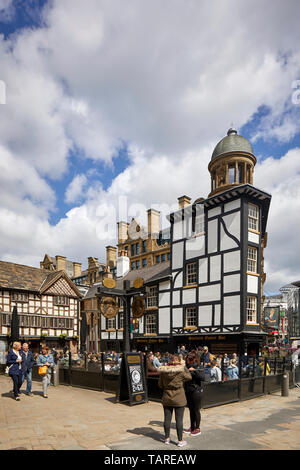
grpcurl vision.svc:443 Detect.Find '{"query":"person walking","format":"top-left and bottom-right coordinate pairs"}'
top-left (158, 354), bottom-right (192, 447)
top-left (184, 351), bottom-right (205, 437)
top-left (36, 346), bottom-right (54, 398)
top-left (6, 341), bottom-right (23, 401)
top-left (21, 343), bottom-right (35, 396)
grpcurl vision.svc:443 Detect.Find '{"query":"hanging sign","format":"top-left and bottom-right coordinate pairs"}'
top-left (133, 277), bottom-right (144, 289)
top-left (103, 278), bottom-right (116, 289)
top-left (132, 296), bottom-right (145, 319)
top-left (100, 296), bottom-right (119, 319)
top-left (116, 352), bottom-right (148, 406)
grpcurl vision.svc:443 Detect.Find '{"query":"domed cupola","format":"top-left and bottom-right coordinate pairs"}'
top-left (208, 128), bottom-right (256, 197)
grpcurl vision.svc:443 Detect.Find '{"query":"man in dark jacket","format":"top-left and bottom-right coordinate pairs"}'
top-left (21, 343), bottom-right (35, 396)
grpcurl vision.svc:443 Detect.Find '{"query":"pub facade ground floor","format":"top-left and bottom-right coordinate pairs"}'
top-left (99, 331), bottom-right (267, 356)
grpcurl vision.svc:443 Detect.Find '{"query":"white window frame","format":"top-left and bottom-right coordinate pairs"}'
top-left (145, 314), bottom-right (157, 334)
top-left (186, 262), bottom-right (197, 285)
top-left (107, 317), bottom-right (116, 330)
top-left (147, 286), bottom-right (158, 307)
top-left (247, 246), bottom-right (257, 273)
top-left (185, 307), bottom-right (197, 327)
top-left (248, 203), bottom-right (259, 231)
top-left (246, 296), bottom-right (257, 323)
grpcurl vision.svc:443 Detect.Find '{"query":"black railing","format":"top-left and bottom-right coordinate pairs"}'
top-left (1, 354), bottom-right (298, 409)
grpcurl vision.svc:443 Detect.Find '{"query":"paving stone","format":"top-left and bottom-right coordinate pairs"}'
top-left (1, 375), bottom-right (300, 450)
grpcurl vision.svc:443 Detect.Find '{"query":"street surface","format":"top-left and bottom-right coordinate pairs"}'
top-left (0, 375), bottom-right (300, 450)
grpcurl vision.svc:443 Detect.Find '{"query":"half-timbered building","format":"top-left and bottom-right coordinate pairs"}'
top-left (81, 128), bottom-right (271, 356)
top-left (0, 261), bottom-right (82, 357)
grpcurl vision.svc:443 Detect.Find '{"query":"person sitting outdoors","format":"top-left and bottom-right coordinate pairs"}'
top-left (153, 352), bottom-right (162, 369)
top-left (147, 353), bottom-right (157, 373)
top-left (210, 360), bottom-right (222, 382)
top-left (226, 359), bottom-right (239, 380)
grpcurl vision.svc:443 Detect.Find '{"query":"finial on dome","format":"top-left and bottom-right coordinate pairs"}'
top-left (227, 128), bottom-right (237, 136)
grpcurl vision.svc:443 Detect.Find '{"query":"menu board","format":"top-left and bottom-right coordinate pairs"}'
top-left (116, 352), bottom-right (148, 406)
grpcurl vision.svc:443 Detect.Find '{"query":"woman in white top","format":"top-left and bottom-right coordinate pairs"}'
top-left (6, 341), bottom-right (24, 401)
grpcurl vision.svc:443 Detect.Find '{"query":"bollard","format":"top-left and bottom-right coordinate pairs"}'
top-left (281, 372), bottom-right (289, 397)
top-left (53, 363), bottom-right (59, 387)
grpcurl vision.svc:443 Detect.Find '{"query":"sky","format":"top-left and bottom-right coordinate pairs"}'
top-left (0, 0), bottom-right (300, 295)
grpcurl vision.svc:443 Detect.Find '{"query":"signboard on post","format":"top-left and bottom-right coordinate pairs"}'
top-left (264, 306), bottom-right (280, 331)
top-left (116, 352), bottom-right (148, 406)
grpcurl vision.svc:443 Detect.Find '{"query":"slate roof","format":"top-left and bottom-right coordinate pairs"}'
top-left (0, 260), bottom-right (81, 297)
top-left (83, 261), bottom-right (171, 299)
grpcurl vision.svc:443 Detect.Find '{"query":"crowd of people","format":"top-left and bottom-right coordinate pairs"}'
top-left (147, 346), bottom-right (243, 382)
top-left (145, 345), bottom-right (280, 382)
top-left (6, 341), bottom-right (54, 400)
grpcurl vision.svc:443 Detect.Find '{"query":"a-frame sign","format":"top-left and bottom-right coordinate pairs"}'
top-left (116, 352), bottom-right (148, 406)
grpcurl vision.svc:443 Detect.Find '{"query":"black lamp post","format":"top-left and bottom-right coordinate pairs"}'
top-left (80, 311), bottom-right (87, 354)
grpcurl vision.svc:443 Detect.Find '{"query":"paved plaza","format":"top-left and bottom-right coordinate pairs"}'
top-left (1, 375), bottom-right (300, 450)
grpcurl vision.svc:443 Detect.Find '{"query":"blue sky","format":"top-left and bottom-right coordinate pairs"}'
top-left (0, 0), bottom-right (300, 294)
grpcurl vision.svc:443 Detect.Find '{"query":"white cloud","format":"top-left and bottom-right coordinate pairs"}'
top-left (65, 174), bottom-right (88, 204)
top-left (0, 0), bottom-right (300, 292)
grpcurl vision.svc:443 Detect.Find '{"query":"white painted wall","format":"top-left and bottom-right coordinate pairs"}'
top-left (224, 199), bottom-right (241, 212)
top-left (214, 304), bottom-right (221, 325)
top-left (199, 258), bottom-right (208, 284)
top-left (210, 255), bottom-right (221, 282)
top-left (173, 219), bottom-right (184, 241)
top-left (186, 235), bottom-right (205, 259)
top-left (182, 288), bottom-right (196, 304)
top-left (172, 290), bottom-right (180, 305)
top-left (172, 242), bottom-right (184, 270)
top-left (223, 295), bottom-right (240, 325)
top-left (247, 274), bottom-right (259, 294)
top-left (173, 271), bottom-right (183, 289)
top-left (199, 305), bottom-right (212, 326)
top-left (208, 206), bottom-right (221, 218)
top-left (248, 231), bottom-right (260, 244)
top-left (199, 284), bottom-right (221, 302)
top-left (223, 274), bottom-right (240, 293)
top-left (220, 224), bottom-right (238, 251)
top-left (223, 211), bottom-right (240, 240)
top-left (159, 280), bottom-right (170, 291)
top-left (224, 250), bottom-right (240, 272)
top-left (172, 308), bottom-right (183, 328)
top-left (159, 308), bottom-right (170, 334)
top-left (207, 219), bottom-right (218, 253)
top-left (159, 291), bottom-right (170, 307)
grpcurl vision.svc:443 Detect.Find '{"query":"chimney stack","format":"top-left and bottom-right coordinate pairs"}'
top-left (147, 209), bottom-right (160, 239)
top-left (55, 255), bottom-right (66, 272)
top-left (178, 195), bottom-right (191, 210)
top-left (106, 246), bottom-right (117, 269)
top-left (116, 250), bottom-right (130, 278)
top-left (118, 221), bottom-right (129, 243)
top-left (73, 262), bottom-right (82, 278)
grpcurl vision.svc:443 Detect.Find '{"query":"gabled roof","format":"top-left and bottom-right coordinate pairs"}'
top-left (83, 261), bottom-right (171, 299)
top-left (0, 260), bottom-right (81, 298)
